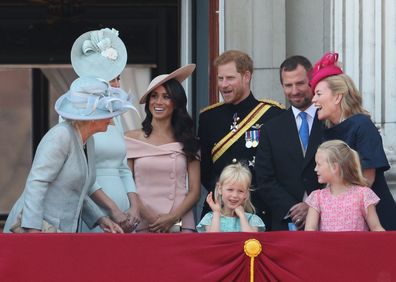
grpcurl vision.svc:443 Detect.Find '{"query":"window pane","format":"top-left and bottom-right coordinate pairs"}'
top-left (0, 69), bottom-right (32, 214)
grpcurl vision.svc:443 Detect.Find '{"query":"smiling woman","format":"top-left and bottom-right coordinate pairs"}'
top-left (124, 64), bottom-right (200, 233)
top-left (310, 52), bottom-right (396, 230)
top-left (148, 85), bottom-right (175, 120)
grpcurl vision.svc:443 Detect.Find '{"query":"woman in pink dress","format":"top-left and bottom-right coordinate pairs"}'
top-left (124, 64), bottom-right (200, 232)
top-left (305, 140), bottom-right (384, 231)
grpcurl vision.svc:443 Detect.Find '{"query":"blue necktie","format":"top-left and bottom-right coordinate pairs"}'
top-left (299, 111), bottom-right (309, 151)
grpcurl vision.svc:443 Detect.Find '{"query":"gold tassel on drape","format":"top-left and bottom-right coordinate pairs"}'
top-left (244, 239), bottom-right (262, 282)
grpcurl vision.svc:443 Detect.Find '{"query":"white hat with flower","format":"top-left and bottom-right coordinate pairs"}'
top-left (71, 28), bottom-right (127, 81)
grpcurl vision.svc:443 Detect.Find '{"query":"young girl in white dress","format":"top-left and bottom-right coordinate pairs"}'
top-left (305, 140), bottom-right (385, 231)
top-left (197, 162), bottom-right (265, 232)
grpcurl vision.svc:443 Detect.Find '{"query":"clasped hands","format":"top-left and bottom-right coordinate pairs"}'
top-left (108, 208), bottom-right (141, 233)
top-left (148, 213), bottom-right (179, 233)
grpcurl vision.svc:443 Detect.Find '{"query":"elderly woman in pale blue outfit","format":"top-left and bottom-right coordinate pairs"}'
top-left (3, 76), bottom-right (132, 233)
top-left (70, 28), bottom-right (140, 232)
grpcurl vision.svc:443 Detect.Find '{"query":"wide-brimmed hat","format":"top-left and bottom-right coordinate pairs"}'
top-left (71, 28), bottom-right (127, 81)
top-left (310, 52), bottom-right (343, 92)
top-left (139, 64), bottom-right (196, 104)
top-left (55, 76), bottom-right (134, 120)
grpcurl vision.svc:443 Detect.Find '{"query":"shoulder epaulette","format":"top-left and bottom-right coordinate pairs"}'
top-left (260, 99), bottom-right (285, 109)
top-left (200, 102), bottom-right (224, 113)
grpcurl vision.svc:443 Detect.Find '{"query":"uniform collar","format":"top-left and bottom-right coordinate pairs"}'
top-left (227, 92), bottom-right (258, 114)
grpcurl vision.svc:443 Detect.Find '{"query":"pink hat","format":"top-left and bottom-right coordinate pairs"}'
top-left (310, 52), bottom-right (343, 92)
top-left (139, 64), bottom-right (196, 104)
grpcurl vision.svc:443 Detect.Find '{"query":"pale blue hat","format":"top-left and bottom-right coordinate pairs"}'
top-left (55, 77), bottom-right (134, 120)
top-left (71, 28), bottom-right (127, 81)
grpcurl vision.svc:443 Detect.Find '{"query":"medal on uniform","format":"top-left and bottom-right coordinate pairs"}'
top-left (252, 123), bottom-right (263, 130)
top-left (252, 130), bottom-right (259, 147)
top-left (248, 156), bottom-right (256, 167)
top-left (230, 113), bottom-right (240, 132)
top-left (245, 131), bottom-right (253, 148)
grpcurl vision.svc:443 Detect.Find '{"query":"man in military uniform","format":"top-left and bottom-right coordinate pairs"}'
top-left (198, 50), bottom-right (284, 226)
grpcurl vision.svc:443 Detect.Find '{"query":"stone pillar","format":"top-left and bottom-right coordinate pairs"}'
top-left (223, 0), bottom-right (286, 103)
top-left (330, 0), bottom-right (396, 197)
top-left (180, 0), bottom-right (194, 113)
top-left (382, 0), bottom-right (396, 196)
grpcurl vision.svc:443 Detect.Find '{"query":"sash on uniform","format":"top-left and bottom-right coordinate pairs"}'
top-left (211, 102), bottom-right (272, 163)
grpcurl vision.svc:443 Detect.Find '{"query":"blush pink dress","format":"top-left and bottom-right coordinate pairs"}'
top-left (305, 186), bottom-right (380, 231)
top-left (124, 137), bottom-right (195, 231)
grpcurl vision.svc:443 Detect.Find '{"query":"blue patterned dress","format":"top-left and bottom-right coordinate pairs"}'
top-left (197, 212), bottom-right (265, 232)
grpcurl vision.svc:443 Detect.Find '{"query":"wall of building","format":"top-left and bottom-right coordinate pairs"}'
top-left (223, 0), bottom-right (330, 103)
top-left (224, 0), bottom-right (286, 104)
top-left (285, 0), bottom-right (329, 62)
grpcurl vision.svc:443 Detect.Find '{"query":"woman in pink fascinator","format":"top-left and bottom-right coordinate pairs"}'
top-left (310, 52), bottom-right (396, 230)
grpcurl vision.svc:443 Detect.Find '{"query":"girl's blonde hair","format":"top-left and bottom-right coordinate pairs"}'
top-left (318, 140), bottom-right (368, 186)
top-left (214, 162), bottom-right (255, 213)
top-left (322, 74), bottom-right (370, 128)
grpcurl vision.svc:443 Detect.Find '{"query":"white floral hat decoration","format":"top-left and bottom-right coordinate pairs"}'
top-left (71, 28), bottom-right (127, 81)
top-left (55, 76), bottom-right (135, 120)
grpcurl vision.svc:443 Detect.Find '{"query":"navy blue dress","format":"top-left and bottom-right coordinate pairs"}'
top-left (324, 114), bottom-right (396, 230)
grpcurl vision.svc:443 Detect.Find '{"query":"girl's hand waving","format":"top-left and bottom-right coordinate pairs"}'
top-left (206, 192), bottom-right (220, 213)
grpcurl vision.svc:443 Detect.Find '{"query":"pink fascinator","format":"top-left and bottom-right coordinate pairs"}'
top-left (310, 52), bottom-right (343, 92)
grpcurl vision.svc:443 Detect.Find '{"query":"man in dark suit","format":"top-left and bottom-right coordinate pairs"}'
top-left (255, 55), bottom-right (323, 230)
top-left (198, 50), bottom-right (284, 223)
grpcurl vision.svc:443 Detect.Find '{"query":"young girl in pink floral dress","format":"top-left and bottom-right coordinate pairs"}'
top-left (305, 140), bottom-right (385, 231)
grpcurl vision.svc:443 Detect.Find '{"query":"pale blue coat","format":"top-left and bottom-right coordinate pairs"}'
top-left (3, 121), bottom-right (104, 233)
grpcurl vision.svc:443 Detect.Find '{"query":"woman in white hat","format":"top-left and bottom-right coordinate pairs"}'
top-left (3, 76), bottom-right (132, 233)
top-left (71, 28), bottom-right (140, 233)
top-left (124, 64), bottom-right (200, 233)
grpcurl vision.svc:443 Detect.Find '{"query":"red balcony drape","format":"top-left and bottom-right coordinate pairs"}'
top-left (0, 232), bottom-right (395, 282)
